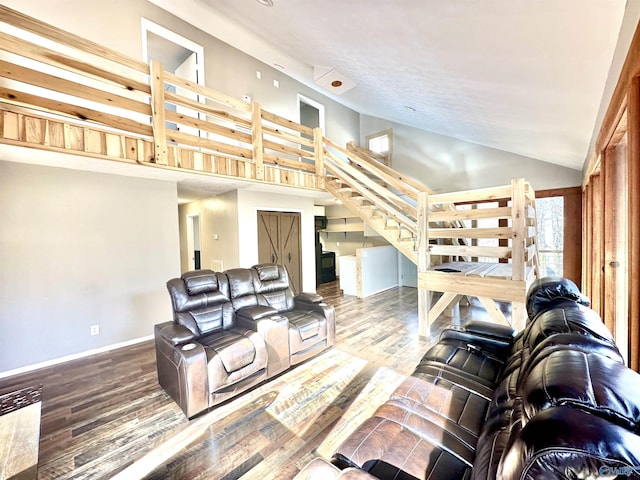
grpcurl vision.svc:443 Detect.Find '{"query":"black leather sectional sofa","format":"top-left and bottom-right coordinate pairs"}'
top-left (295, 277), bottom-right (640, 480)
top-left (155, 264), bottom-right (335, 418)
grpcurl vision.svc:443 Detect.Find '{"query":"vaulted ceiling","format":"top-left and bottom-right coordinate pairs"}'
top-left (153, 0), bottom-right (626, 171)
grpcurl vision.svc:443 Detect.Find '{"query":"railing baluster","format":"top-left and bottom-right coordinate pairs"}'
top-left (417, 191), bottom-right (430, 338)
top-left (314, 128), bottom-right (324, 188)
top-left (149, 60), bottom-right (167, 165)
top-left (252, 102), bottom-right (264, 180)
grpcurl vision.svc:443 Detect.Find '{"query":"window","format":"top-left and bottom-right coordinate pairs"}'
top-left (535, 196), bottom-right (564, 277)
top-left (365, 129), bottom-right (393, 166)
top-left (368, 133), bottom-right (389, 154)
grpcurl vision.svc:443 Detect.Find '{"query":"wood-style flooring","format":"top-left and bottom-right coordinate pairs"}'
top-left (0, 282), bottom-right (506, 480)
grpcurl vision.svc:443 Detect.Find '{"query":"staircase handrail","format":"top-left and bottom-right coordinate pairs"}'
top-left (345, 141), bottom-right (432, 197)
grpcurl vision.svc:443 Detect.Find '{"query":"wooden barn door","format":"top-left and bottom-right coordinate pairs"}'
top-left (257, 211), bottom-right (302, 293)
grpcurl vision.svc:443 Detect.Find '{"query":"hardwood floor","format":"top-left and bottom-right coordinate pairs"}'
top-left (0, 283), bottom-right (505, 480)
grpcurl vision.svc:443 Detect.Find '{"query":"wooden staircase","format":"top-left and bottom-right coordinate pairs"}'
top-left (323, 140), bottom-right (423, 264)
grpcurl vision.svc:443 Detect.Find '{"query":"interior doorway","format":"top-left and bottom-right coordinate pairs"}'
top-left (186, 213), bottom-right (201, 270)
top-left (298, 94), bottom-right (325, 160)
top-left (141, 19), bottom-right (205, 136)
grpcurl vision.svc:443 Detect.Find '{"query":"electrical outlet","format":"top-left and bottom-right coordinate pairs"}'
top-left (90, 324), bottom-right (100, 336)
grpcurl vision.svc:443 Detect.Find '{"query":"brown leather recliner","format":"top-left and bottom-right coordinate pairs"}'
top-left (156, 265), bottom-right (336, 418)
top-left (155, 270), bottom-right (288, 418)
top-left (250, 264), bottom-right (336, 365)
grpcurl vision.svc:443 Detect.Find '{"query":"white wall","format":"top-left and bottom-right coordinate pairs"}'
top-left (361, 115), bottom-right (583, 193)
top-left (0, 161), bottom-right (180, 373)
top-left (399, 253), bottom-right (418, 288)
top-left (236, 189), bottom-right (316, 292)
top-left (358, 245), bottom-right (399, 298)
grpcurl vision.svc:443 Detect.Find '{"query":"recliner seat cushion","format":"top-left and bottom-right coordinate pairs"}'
top-left (335, 413), bottom-right (473, 480)
top-left (388, 376), bottom-right (489, 443)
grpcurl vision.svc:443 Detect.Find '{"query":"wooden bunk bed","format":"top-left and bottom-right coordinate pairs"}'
top-left (418, 178), bottom-right (540, 332)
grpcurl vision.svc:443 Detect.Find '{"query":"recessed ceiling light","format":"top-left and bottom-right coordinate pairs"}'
top-left (405, 106), bottom-right (416, 112)
top-left (257, 0), bottom-right (273, 5)
top-left (274, 63), bottom-right (285, 70)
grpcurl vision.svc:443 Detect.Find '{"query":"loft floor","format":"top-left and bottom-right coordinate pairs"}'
top-left (0, 283), bottom-right (507, 479)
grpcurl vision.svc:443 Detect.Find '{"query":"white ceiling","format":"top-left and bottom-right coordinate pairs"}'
top-left (151, 0), bottom-right (628, 171)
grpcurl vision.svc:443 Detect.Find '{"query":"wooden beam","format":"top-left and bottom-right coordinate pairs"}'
top-left (602, 148), bottom-right (619, 335)
top-left (429, 185), bottom-right (513, 205)
top-left (263, 153), bottom-right (316, 173)
top-left (511, 178), bottom-right (526, 283)
top-left (429, 245), bottom-right (512, 259)
top-left (417, 191), bottom-right (430, 338)
top-left (164, 110), bottom-right (251, 145)
top-left (261, 110), bottom-right (314, 136)
top-left (164, 71), bottom-right (250, 113)
top-left (429, 227), bottom-right (513, 239)
top-left (428, 206), bottom-right (512, 222)
top-left (314, 127), bottom-right (324, 188)
top-left (252, 102), bottom-right (264, 180)
top-left (428, 292), bottom-right (459, 322)
top-left (0, 31), bottom-right (150, 94)
top-left (165, 129), bottom-right (252, 160)
top-left (591, 173), bottom-right (604, 318)
top-left (419, 271), bottom-right (527, 303)
top-left (477, 297), bottom-right (510, 327)
top-left (629, 77), bottom-right (640, 372)
top-left (0, 59), bottom-right (149, 115)
top-left (0, 5), bottom-right (148, 74)
top-left (149, 60), bottom-right (167, 165)
top-left (0, 87), bottom-right (152, 137)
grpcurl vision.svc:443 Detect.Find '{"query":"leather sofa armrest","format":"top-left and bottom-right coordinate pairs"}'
top-left (295, 292), bottom-right (323, 304)
top-left (154, 323), bottom-right (208, 418)
top-left (294, 296), bottom-right (331, 316)
top-left (156, 321), bottom-right (196, 346)
top-left (463, 320), bottom-right (516, 340)
top-left (236, 314), bottom-right (290, 377)
top-left (440, 321), bottom-right (514, 353)
top-left (236, 305), bottom-right (279, 321)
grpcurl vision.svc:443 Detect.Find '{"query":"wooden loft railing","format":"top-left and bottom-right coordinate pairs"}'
top-left (0, 5), bottom-right (323, 190)
top-left (418, 179), bottom-right (541, 332)
top-left (0, 5), bottom-right (540, 335)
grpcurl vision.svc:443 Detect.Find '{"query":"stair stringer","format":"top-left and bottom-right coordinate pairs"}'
top-left (324, 179), bottom-right (418, 264)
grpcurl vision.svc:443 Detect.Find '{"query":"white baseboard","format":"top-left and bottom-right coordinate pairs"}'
top-left (0, 335), bottom-right (154, 380)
